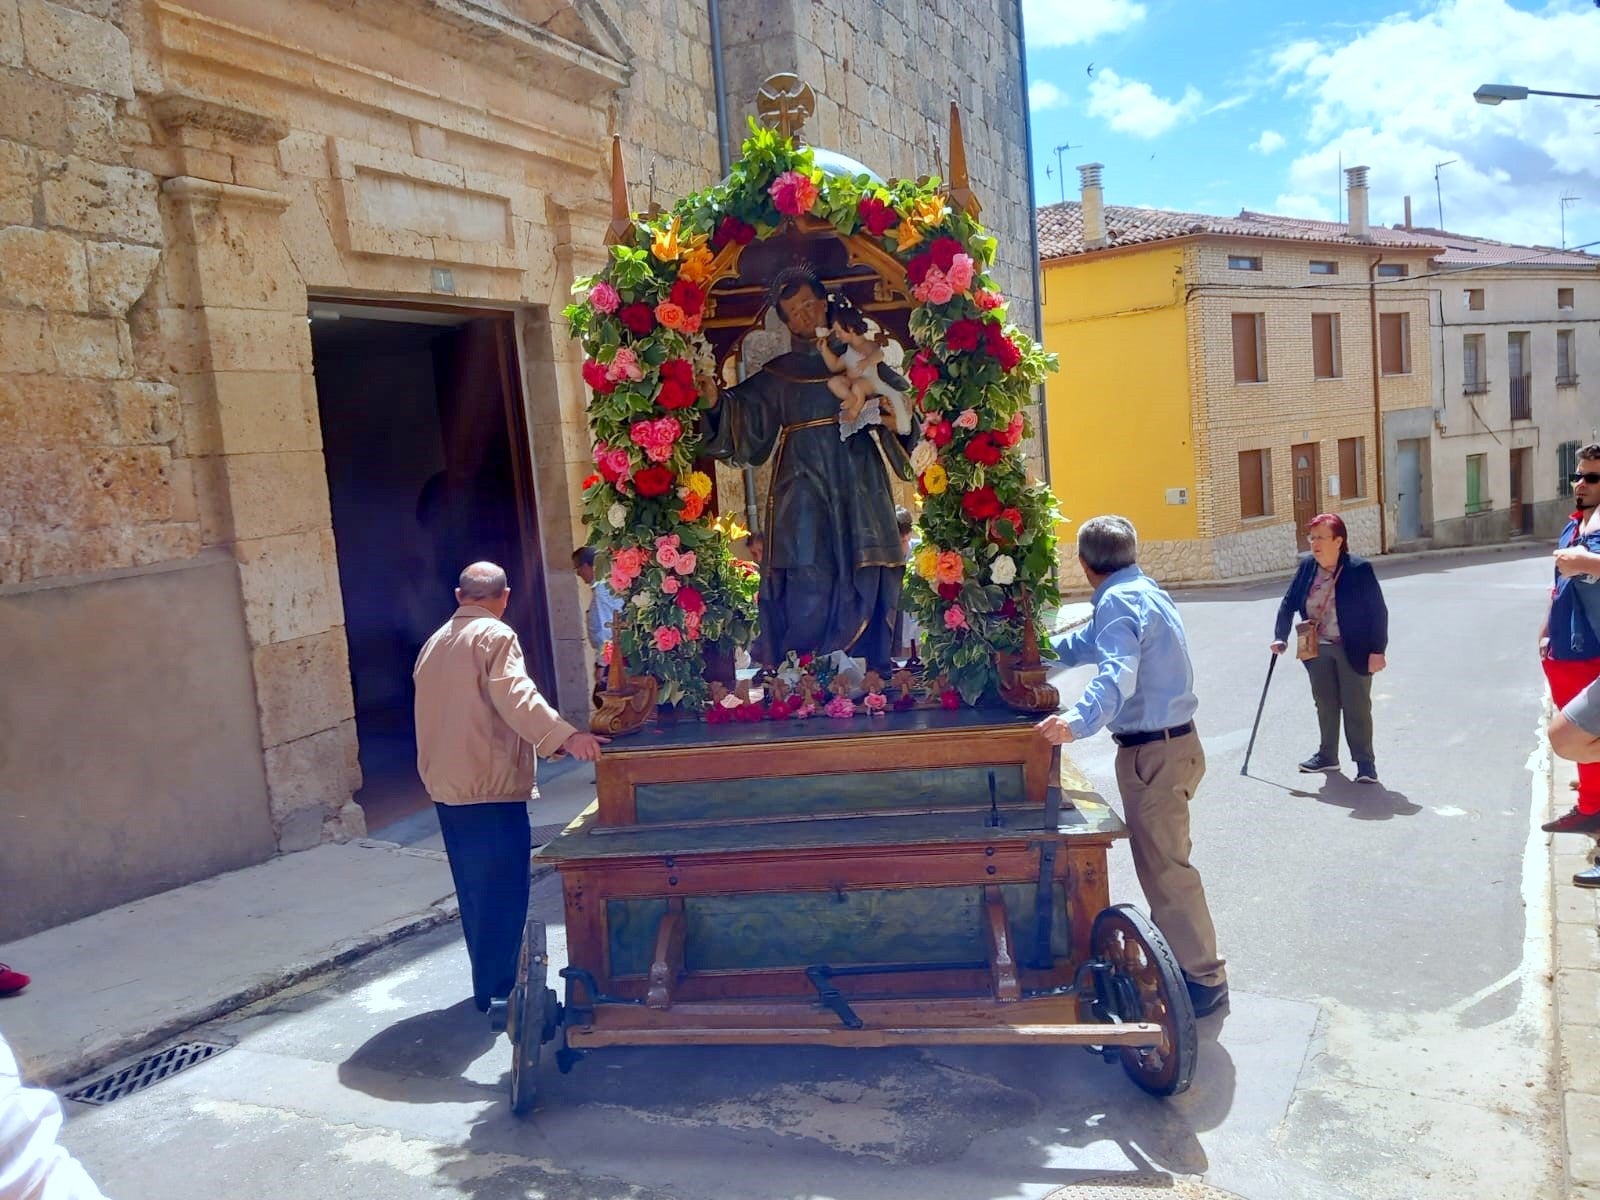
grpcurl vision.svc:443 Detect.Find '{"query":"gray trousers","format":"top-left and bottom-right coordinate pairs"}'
top-left (1113, 731), bottom-right (1225, 987)
top-left (1304, 646), bottom-right (1375, 764)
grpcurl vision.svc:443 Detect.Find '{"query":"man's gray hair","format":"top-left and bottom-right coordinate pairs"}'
top-left (1077, 515), bottom-right (1139, 576)
top-left (458, 561), bottom-right (508, 600)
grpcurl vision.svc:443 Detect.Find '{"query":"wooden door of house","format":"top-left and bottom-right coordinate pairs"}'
top-left (1509, 447), bottom-right (1531, 535)
top-left (1292, 442), bottom-right (1320, 550)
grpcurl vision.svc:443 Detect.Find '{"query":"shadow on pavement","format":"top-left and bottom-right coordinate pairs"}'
top-left (1244, 770), bottom-right (1422, 819)
top-left (338, 998), bottom-right (502, 1104)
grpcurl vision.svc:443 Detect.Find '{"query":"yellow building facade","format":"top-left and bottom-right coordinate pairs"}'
top-left (1040, 169), bottom-right (1440, 581)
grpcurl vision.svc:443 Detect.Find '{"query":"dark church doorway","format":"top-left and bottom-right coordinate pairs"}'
top-left (308, 300), bottom-right (556, 833)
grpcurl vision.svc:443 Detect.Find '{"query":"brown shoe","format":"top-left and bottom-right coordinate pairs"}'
top-left (1542, 806), bottom-right (1600, 835)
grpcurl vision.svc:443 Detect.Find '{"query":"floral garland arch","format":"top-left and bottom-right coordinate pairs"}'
top-left (565, 111), bottom-right (1062, 712)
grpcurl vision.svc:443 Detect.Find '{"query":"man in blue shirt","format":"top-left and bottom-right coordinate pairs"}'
top-left (573, 547), bottom-right (623, 704)
top-left (1035, 515), bottom-right (1227, 1017)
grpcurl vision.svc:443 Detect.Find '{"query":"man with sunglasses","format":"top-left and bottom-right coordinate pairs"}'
top-left (1541, 444), bottom-right (1600, 882)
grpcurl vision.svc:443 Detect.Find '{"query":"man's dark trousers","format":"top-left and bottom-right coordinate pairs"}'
top-left (434, 801), bottom-right (530, 1011)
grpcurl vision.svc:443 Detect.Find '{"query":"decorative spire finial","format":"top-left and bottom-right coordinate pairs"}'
top-left (946, 101), bottom-right (981, 218)
top-left (756, 73), bottom-right (816, 142)
top-left (605, 136), bottom-right (633, 246)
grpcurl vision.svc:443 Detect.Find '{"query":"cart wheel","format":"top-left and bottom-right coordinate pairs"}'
top-left (1084, 904), bottom-right (1197, 1097)
top-left (508, 916), bottom-right (550, 1117)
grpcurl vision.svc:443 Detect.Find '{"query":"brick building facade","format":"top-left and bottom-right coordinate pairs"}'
top-left (0, 0), bottom-right (1038, 938)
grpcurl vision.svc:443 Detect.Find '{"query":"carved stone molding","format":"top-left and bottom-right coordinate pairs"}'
top-left (150, 91), bottom-right (289, 147)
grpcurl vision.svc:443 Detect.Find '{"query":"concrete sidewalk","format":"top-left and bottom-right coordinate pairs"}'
top-left (1552, 750), bottom-right (1600, 1199)
top-left (0, 757), bottom-right (600, 1089)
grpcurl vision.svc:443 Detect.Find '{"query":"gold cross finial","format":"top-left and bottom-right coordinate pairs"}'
top-left (756, 73), bottom-right (816, 142)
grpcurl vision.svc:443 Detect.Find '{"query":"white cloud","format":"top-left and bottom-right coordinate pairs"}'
top-left (1251, 129), bottom-right (1287, 155)
top-left (1204, 94), bottom-right (1251, 115)
top-left (1022, 0), bottom-right (1146, 48)
top-left (1029, 81), bottom-right (1068, 111)
top-left (1269, 0), bottom-right (1600, 247)
top-left (1086, 68), bottom-right (1202, 139)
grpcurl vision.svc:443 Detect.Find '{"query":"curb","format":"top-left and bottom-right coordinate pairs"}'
top-left (1551, 739), bottom-right (1600, 1198)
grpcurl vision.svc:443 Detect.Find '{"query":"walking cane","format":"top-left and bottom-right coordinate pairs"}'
top-left (1240, 653), bottom-right (1279, 776)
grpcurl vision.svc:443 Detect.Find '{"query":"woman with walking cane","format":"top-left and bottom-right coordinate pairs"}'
top-left (1270, 513), bottom-right (1389, 784)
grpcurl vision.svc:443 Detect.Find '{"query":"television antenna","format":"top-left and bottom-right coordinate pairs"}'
top-left (1053, 142), bottom-right (1083, 205)
top-left (1561, 192), bottom-right (1583, 248)
top-left (1433, 159), bottom-right (1457, 230)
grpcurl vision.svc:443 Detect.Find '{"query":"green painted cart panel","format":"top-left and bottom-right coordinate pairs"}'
top-left (607, 882), bottom-right (1071, 975)
top-left (632, 764), bottom-right (1027, 823)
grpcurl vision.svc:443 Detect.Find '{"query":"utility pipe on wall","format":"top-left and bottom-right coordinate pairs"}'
top-left (1014, 0), bottom-right (1052, 479)
top-left (1368, 254), bottom-right (1389, 554)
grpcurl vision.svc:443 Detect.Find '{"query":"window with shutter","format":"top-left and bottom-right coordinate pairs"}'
top-left (1232, 313), bottom-right (1265, 383)
top-left (1560, 440), bottom-right (1581, 497)
top-left (1238, 449), bottom-right (1270, 518)
top-left (1379, 312), bottom-right (1409, 375)
top-left (1312, 313), bottom-right (1340, 379)
top-left (1466, 454), bottom-right (1488, 515)
top-left (1463, 334), bottom-right (1486, 393)
top-left (1338, 437), bottom-right (1365, 499)
top-left (1557, 330), bottom-right (1576, 385)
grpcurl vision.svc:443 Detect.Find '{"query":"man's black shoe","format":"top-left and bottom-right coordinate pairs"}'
top-left (1298, 752), bottom-right (1340, 773)
top-left (1541, 806), bottom-right (1600, 835)
top-left (1186, 979), bottom-right (1229, 1017)
top-left (1574, 864), bottom-right (1600, 889)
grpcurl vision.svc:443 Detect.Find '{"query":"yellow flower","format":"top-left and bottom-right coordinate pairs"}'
top-left (920, 462), bottom-right (948, 495)
top-left (651, 216), bottom-right (684, 263)
top-left (909, 194), bottom-right (949, 230)
top-left (895, 221), bottom-right (924, 253)
top-left (678, 243), bottom-right (715, 285)
top-left (913, 544), bottom-right (941, 582)
top-left (687, 471), bottom-right (713, 499)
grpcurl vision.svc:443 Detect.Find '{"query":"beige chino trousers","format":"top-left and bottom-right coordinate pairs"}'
top-left (1112, 730), bottom-right (1226, 988)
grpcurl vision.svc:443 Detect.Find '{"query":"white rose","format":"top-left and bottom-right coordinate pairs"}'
top-left (990, 555), bottom-right (1017, 585)
top-left (909, 440), bottom-right (937, 475)
top-left (632, 590), bottom-right (654, 608)
top-left (607, 503), bottom-right (627, 529)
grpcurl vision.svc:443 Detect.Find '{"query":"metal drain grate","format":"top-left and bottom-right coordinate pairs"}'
top-left (66, 1039), bottom-right (231, 1106)
top-left (529, 822), bottom-right (567, 847)
top-left (1043, 1178), bottom-right (1244, 1199)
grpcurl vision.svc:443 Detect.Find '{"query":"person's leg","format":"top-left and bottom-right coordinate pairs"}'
top-left (1114, 735), bottom-right (1224, 987)
top-left (1545, 659), bottom-right (1600, 815)
top-left (1303, 655), bottom-right (1342, 761)
top-left (1336, 650), bottom-right (1376, 767)
top-left (434, 801), bottom-right (532, 1010)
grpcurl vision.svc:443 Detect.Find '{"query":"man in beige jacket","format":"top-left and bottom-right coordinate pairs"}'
top-left (414, 561), bottom-right (607, 1011)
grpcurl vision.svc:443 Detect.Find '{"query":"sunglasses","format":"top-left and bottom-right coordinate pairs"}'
top-left (1572, 472), bottom-right (1600, 485)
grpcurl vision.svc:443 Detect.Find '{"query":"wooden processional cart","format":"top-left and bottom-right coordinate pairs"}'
top-left (491, 86), bottom-right (1198, 1116)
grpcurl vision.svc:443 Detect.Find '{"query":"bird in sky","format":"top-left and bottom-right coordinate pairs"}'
top-left (1086, 62), bottom-right (1095, 77)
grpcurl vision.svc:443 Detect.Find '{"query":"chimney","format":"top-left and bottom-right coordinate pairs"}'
top-left (1079, 162), bottom-right (1107, 250)
top-left (1345, 165), bottom-right (1370, 240)
top-left (1402, 194), bottom-right (1412, 230)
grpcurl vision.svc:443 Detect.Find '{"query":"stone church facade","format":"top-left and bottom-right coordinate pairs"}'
top-left (0, 0), bottom-right (1035, 938)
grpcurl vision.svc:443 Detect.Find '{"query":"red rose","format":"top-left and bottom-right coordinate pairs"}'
top-left (676, 585), bottom-right (705, 615)
top-left (928, 419), bottom-right (954, 448)
top-left (857, 196), bottom-right (900, 237)
top-left (928, 236), bottom-right (965, 273)
top-left (619, 303), bottom-right (655, 336)
top-left (669, 278), bottom-right (704, 316)
top-left (581, 473), bottom-right (601, 490)
top-left (906, 251), bottom-right (935, 288)
top-left (907, 351), bottom-right (940, 398)
top-left (961, 485), bottom-right (1002, 521)
top-left (982, 321), bottom-right (1022, 371)
top-left (660, 358), bottom-right (695, 387)
top-left (582, 358), bottom-right (616, 395)
top-left (989, 507), bottom-right (1024, 543)
top-left (633, 466), bottom-right (675, 497)
top-left (940, 689), bottom-right (961, 710)
top-left (963, 431), bottom-right (1003, 466)
top-left (656, 357), bottom-right (698, 410)
top-left (945, 318), bottom-right (984, 353)
top-left (998, 597), bottom-right (1019, 619)
top-left (937, 581), bottom-right (961, 601)
top-left (713, 216), bottom-right (756, 249)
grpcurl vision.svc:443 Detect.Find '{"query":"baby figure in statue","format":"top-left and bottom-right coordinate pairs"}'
top-left (815, 298), bottom-right (912, 441)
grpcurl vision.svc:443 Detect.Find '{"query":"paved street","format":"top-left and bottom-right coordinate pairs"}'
top-left (57, 548), bottom-right (1560, 1200)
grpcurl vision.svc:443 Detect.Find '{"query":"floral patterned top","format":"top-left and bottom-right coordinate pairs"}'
top-left (1306, 564), bottom-right (1342, 644)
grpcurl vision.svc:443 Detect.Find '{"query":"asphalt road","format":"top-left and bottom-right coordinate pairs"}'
top-left (59, 547), bottom-right (1561, 1200)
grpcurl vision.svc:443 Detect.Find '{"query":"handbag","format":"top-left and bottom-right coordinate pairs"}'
top-left (1295, 620), bottom-right (1319, 661)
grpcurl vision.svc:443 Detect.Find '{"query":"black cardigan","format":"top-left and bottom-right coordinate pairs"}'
top-left (1273, 553), bottom-right (1389, 676)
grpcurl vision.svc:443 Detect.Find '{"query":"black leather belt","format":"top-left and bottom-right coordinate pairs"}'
top-left (1112, 721), bottom-right (1195, 748)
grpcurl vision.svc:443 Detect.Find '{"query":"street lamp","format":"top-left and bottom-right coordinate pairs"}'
top-left (1474, 82), bottom-right (1600, 105)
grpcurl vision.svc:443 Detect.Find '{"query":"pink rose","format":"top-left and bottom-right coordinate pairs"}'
top-left (607, 346), bottom-right (643, 382)
top-left (1004, 412), bottom-right (1025, 445)
top-left (661, 575), bottom-right (681, 594)
top-left (629, 419), bottom-right (655, 448)
top-left (589, 281), bottom-right (620, 314)
top-left (655, 534), bottom-right (680, 550)
top-left (912, 267), bottom-right (947, 304)
top-left (653, 626), bottom-right (682, 651)
top-left (944, 605), bottom-right (969, 631)
top-left (770, 170), bottom-right (820, 216)
top-left (602, 448), bottom-right (631, 479)
top-left (608, 566), bottom-right (630, 592)
top-left (656, 542), bottom-right (681, 569)
top-left (674, 551), bottom-right (697, 575)
top-left (645, 442), bottom-right (673, 463)
top-left (954, 408), bottom-right (979, 430)
top-left (864, 692), bottom-right (888, 713)
top-left (825, 695), bottom-right (856, 719)
top-left (946, 253), bottom-right (975, 292)
top-left (927, 277), bottom-right (955, 305)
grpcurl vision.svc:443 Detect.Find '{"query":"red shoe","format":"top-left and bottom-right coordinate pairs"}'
top-left (0, 964), bottom-right (28, 996)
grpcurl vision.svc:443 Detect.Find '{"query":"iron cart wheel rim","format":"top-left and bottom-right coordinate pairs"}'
top-left (509, 915), bottom-right (554, 1117)
top-left (1081, 903), bottom-right (1198, 1097)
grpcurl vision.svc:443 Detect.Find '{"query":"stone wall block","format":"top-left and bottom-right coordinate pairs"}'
top-left (0, 0), bottom-right (21, 68)
top-left (235, 528), bottom-right (345, 645)
top-left (41, 155), bottom-right (161, 242)
top-left (0, 136), bottom-right (34, 223)
top-left (250, 627), bottom-right (355, 747)
top-left (213, 370), bottom-right (322, 455)
top-left (0, 224), bottom-right (87, 309)
top-left (104, 379), bottom-right (179, 445)
top-left (0, 309), bottom-right (56, 373)
top-left (223, 448), bottom-right (332, 542)
top-left (166, 203), bottom-right (302, 311)
top-left (85, 240), bottom-right (161, 315)
top-left (0, 64), bottom-right (70, 149)
top-left (0, 373), bottom-right (105, 445)
top-left (47, 312), bottom-right (122, 378)
top-left (261, 718), bottom-right (362, 848)
top-left (87, 445), bottom-right (172, 524)
top-left (17, 0), bottom-right (132, 98)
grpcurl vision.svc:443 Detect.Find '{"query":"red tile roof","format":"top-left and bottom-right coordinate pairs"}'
top-left (1380, 224), bottom-right (1599, 268)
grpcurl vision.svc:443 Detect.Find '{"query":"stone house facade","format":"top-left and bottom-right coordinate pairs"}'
top-left (0, 0), bottom-right (1037, 939)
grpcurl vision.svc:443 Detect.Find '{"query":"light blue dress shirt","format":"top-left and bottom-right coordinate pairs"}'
top-left (586, 580), bottom-right (624, 652)
top-left (1052, 565), bottom-right (1199, 740)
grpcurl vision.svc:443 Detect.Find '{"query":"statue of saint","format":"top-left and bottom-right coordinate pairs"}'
top-left (698, 267), bottom-right (920, 670)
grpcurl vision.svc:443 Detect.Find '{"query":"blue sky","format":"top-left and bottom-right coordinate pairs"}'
top-left (1022, 0), bottom-right (1600, 252)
